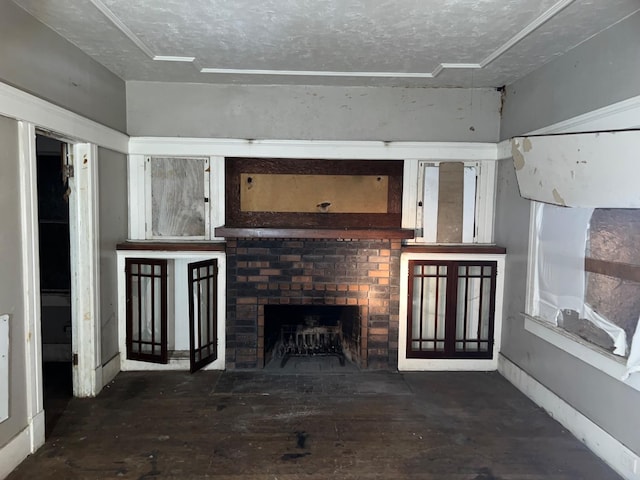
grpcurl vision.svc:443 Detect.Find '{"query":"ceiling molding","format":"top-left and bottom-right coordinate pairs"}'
top-left (479, 0), bottom-right (575, 68)
top-left (88, 0), bottom-right (154, 58)
top-left (89, 0), bottom-right (576, 80)
top-left (128, 137), bottom-right (499, 161)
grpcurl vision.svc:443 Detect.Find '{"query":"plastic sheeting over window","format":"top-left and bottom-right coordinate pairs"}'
top-left (530, 203), bottom-right (639, 377)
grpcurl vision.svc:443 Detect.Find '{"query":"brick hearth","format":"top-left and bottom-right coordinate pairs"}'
top-left (225, 238), bottom-right (402, 369)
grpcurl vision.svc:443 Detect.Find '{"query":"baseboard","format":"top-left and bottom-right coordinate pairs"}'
top-left (102, 353), bottom-right (121, 385)
top-left (498, 353), bottom-right (640, 480)
top-left (0, 410), bottom-right (45, 480)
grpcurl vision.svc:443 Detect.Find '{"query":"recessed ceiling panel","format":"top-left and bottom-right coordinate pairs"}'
top-left (11, 0), bottom-right (640, 87)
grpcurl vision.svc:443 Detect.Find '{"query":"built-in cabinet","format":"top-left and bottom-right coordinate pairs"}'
top-left (398, 247), bottom-right (506, 371)
top-left (117, 244), bottom-right (226, 371)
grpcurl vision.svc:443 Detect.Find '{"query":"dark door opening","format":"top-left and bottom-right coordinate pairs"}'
top-left (36, 134), bottom-right (73, 437)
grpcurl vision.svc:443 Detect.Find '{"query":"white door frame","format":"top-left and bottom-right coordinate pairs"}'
top-left (69, 143), bottom-right (102, 397)
top-left (17, 122), bottom-right (45, 452)
top-left (19, 126), bottom-right (103, 407)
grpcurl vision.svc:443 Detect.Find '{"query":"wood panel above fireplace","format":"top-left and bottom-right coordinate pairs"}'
top-left (224, 158), bottom-right (404, 229)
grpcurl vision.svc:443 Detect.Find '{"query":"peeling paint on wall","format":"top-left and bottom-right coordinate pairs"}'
top-left (513, 130), bottom-right (640, 208)
top-left (552, 188), bottom-right (566, 206)
top-left (511, 139), bottom-right (526, 171)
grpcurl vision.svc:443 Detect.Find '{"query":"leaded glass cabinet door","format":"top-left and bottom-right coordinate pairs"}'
top-left (125, 258), bottom-right (168, 363)
top-left (188, 259), bottom-right (218, 372)
top-left (407, 260), bottom-right (497, 359)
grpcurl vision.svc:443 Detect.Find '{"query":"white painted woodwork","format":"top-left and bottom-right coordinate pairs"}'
top-left (69, 144), bottom-right (102, 397)
top-left (398, 251), bottom-right (506, 371)
top-left (116, 250), bottom-right (226, 371)
top-left (0, 82), bottom-right (127, 153)
top-left (0, 314), bottom-right (8, 423)
top-left (512, 130), bottom-right (640, 208)
top-left (524, 315), bottom-right (640, 393)
top-left (128, 137), bottom-right (499, 160)
top-left (499, 355), bottom-right (640, 480)
top-left (17, 121), bottom-right (45, 453)
top-left (128, 137), bottom-right (499, 241)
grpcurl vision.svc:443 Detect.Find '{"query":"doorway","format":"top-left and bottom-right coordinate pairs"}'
top-left (36, 134), bottom-right (73, 437)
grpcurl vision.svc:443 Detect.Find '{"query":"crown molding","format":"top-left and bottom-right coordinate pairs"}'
top-left (89, 0), bottom-right (576, 80)
top-left (128, 137), bottom-right (498, 161)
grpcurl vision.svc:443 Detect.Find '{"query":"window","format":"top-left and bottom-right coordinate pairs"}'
top-left (127, 154), bottom-right (224, 240)
top-left (407, 260), bottom-right (497, 359)
top-left (526, 203), bottom-right (640, 382)
top-left (147, 156), bottom-right (210, 239)
top-left (414, 161), bottom-right (495, 243)
top-left (585, 209), bottom-right (640, 355)
top-left (125, 258), bottom-right (168, 364)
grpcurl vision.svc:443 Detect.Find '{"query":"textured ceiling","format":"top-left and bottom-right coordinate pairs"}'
top-left (12, 0), bottom-right (640, 87)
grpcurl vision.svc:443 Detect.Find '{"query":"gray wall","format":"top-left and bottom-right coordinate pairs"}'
top-left (494, 159), bottom-right (640, 454)
top-left (0, 115), bottom-right (28, 447)
top-left (98, 148), bottom-right (128, 365)
top-left (0, 1), bottom-right (127, 133)
top-left (127, 82), bottom-right (501, 142)
top-left (500, 11), bottom-right (640, 139)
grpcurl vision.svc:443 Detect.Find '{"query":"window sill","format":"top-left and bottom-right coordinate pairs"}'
top-left (523, 314), bottom-right (640, 393)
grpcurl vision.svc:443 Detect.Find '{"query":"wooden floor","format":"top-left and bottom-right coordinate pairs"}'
top-left (8, 363), bottom-right (622, 479)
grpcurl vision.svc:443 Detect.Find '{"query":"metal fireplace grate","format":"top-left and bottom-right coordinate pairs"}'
top-left (275, 317), bottom-right (345, 367)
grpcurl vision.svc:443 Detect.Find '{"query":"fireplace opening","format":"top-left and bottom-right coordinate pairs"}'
top-left (264, 305), bottom-right (361, 368)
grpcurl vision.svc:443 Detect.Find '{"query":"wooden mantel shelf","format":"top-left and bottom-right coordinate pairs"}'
top-left (116, 241), bottom-right (226, 252)
top-left (402, 245), bottom-right (506, 254)
top-left (214, 227), bottom-right (415, 240)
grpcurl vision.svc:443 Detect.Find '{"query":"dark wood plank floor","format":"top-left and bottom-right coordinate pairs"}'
top-left (7, 367), bottom-right (622, 479)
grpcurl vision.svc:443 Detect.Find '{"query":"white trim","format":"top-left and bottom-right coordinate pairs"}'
top-left (127, 154), bottom-right (146, 239)
top-left (0, 425), bottom-right (31, 480)
top-left (153, 55), bottom-right (196, 62)
top-left (102, 353), bottom-right (121, 385)
top-left (475, 160), bottom-right (497, 243)
top-left (0, 81), bottom-right (128, 153)
top-left (496, 139), bottom-right (513, 160)
top-left (480, 0), bottom-right (575, 68)
top-left (69, 144), bottom-right (102, 397)
top-left (117, 251), bottom-right (226, 372)
top-left (0, 314), bottom-right (8, 423)
top-left (89, 0), bottom-right (155, 58)
top-left (17, 122), bottom-right (45, 449)
top-left (499, 354), bottom-right (640, 480)
top-left (462, 165), bottom-right (477, 243)
top-left (198, 67), bottom-right (440, 78)
top-left (420, 163), bottom-right (440, 243)
top-left (524, 315), bottom-right (640, 393)
top-left (210, 156), bottom-right (226, 237)
top-left (401, 159), bottom-right (419, 230)
top-left (525, 202), bottom-right (539, 315)
top-left (527, 94), bottom-right (640, 135)
top-left (128, 137), bottom-right (498, 161)
top-left (398, 251), bottom-right (506, 371)
top-left (0, 410), bottom-right (45, 480)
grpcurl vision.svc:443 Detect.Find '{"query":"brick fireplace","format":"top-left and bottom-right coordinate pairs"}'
top-left (224, 237), bottom-right (402, 369)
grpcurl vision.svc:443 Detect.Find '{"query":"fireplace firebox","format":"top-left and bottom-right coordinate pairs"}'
top-left (264, 305), bottom-right (360, 367)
